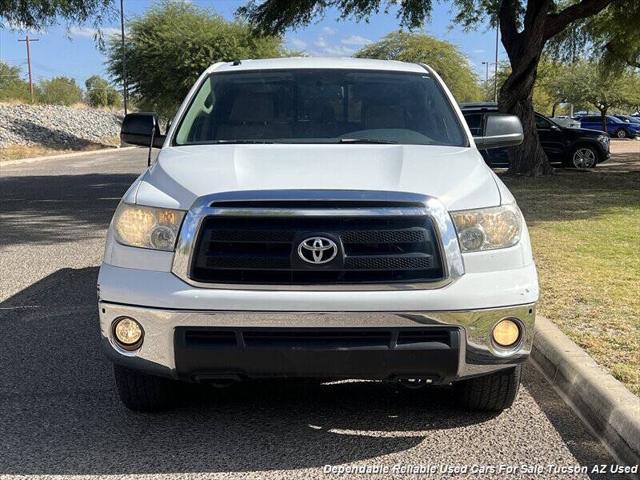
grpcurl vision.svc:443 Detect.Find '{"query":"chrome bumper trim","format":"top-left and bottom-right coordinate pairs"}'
top-left (171, 189), bottom-right (465, 291)
top-left (99, 302), bottom-right (535, 380)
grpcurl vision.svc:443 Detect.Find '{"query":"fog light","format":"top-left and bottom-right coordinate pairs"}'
top-left (113, 317), bottom-right (143, 349)
top-left (492, 319), bottom-right (521, 347)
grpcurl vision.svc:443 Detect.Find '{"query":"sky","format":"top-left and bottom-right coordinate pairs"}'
top-left (0, 0), bottom-right (505, 87)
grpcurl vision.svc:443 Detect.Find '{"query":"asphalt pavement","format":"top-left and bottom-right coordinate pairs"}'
top-left (0, 149), bottom-right (620, 479)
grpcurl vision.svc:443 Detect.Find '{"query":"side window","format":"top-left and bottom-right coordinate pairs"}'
top-left (463, 113), bottom-right (484, 136)
top-left (535, 115), bottom-right (551, 129)
top-left (175, 78), bottom-right (214, 144)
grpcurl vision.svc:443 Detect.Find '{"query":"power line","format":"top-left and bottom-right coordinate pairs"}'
top-left (17, 34), bottom-right (39, 103)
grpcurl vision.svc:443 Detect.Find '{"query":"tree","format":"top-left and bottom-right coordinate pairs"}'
top-left (558, 62), bottom-right (640, 131)
top-left (0, 61), bottom-right (31, 102)
top-left (85, 74), bottom-right (121, 108)
top-left (239, 0), bottom-right (634, 176)
top-left (37, 76), bottom-right (83, 105)
top-left (354, 31), bottom-right (482, 102)
top-left (488, 59), bottom-right (573, 117)
top-left (0, 0), bottom-right (112, 30)
top-left (548, 1), bottom-right (640, 69)
top-left (106, 1), bottom-right (287, 119)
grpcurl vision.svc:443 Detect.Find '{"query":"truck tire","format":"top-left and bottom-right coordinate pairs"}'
top-left (455, 366), bottom-right (521, 412)
top-left (113, 364), bottom-right (178, 412)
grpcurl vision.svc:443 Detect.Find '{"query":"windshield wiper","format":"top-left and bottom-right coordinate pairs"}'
top-left (338, 138), bottom-right (397, 144)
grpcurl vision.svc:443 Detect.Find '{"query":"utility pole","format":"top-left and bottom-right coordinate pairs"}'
top-left (481, 61), bottom-right (489, 90)
top-left (120, 0), bottom-right (128, 115)
top-left (493, 20), bottom-right (499, 103)
top-left (18, 34), bottom-right (39, 103)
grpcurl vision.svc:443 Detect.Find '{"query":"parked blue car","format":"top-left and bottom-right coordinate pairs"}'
top-left (614, 114), bottom-right (640, 125)
top-left (579, 115), bottom-right (640, 138)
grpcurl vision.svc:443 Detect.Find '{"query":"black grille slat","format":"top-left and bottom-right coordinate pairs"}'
top-left (341, 229), bottom-right (428, 244)
top-left (202, 254), bottom-right (291, 270)
top-left (181, 328), bottom-right (453, 349)
top-left (190, 209), bottom-right (444, 285)
top-left (184, 331), bottom-right (237, 346)
top-left (397, 330), bottom-right (451, 345)
top-left (208, 230), bottom-right (294, 243)
top-left (345, 255), bottom-right (433, 271)
top-left (244, 330), bottom-right (392, 347)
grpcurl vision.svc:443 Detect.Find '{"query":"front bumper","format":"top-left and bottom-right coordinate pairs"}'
top-left (99, 301), bottom-right (536, 383)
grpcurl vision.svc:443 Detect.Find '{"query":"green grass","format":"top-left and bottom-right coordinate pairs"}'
top-left (503, 170), bottom-right (640, 396)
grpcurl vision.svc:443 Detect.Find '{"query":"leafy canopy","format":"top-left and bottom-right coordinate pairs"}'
top-left (0, 62), bottom-right (32, 102)
top-left (106, 1), bottom-right (287, 119)
top-left (558, 62), bottom-right (640, 115)
top-left (0, 0), bottom-right (113, 29)
top-left (37, 76), bottom-right (83, 105)
top-left (547, 0), bottom-right (640, 69)
top-left (354, 32), bottom-right (481, 102)
top-left (488, 58), bottom-right (640, 118)
top-left (85, 75), bottom-right (121, 108)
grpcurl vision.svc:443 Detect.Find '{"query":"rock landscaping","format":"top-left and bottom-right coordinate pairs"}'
top-left (0, 104), bottom-right (122, 149)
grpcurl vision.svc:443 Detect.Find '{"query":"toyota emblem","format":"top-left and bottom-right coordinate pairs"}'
top-left (297, 236), bottom-right (338, 264)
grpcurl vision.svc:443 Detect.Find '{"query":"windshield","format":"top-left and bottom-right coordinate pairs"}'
top-left (174, 69), bottom-right (467, 146)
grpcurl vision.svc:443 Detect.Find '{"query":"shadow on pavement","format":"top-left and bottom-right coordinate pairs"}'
top-left (0, 267), bottom-right (616, 476)
top-left (0, 173), bottom-right (138, 246)
top-left (0, 267), bottom-right (491, 475)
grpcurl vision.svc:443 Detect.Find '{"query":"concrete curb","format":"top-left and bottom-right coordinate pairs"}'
top-left (0, 146), bottom-right (137, 167)
top-left (532, 315), bottom-right (640, 466)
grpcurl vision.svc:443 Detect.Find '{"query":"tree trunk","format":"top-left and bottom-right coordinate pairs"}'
top-left (599, 109), bottom-right (608, 132)
top-left (500, 78), bottom-right (554, 176)
top-left (499, 45), bottom-right (554, 176)
top-left (499, 0), bottom-right (554, 176)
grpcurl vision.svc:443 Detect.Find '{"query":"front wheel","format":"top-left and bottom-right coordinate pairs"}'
top-left (113, 364), bottom-right (178, 411)
top-left (569, 145), bottom-right (599, 168)
top-left (455, 366), bottom-right (521, 412)
top-left (616, 129), bottom-right (627, 139)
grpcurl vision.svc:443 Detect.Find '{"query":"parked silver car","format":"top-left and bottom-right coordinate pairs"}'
top-left (551, 117), bottom-right (581, 128)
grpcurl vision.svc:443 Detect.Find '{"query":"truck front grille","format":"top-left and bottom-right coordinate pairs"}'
top-left (189, 210), bottom-right (444, 286)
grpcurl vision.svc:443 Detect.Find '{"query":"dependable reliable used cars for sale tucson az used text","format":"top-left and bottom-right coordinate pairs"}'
top-left (98, 58), bottom-right (539, 412)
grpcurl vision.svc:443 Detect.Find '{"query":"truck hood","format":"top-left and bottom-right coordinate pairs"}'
top-left (133, 144), bottom-right (501, 211)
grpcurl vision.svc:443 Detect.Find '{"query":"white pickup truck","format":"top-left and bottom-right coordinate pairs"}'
top-left (98, 57), bottom-right (538, 412)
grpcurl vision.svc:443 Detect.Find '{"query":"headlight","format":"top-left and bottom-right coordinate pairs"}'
top-left (113, 203), bottom-right (185, 251)
top-left (451, 204), bottom-right (522, 252)
top-left (597, 134), bottom-right (609, 144)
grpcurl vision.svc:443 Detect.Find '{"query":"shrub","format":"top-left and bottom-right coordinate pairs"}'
top-left (37, 76), bottom-right (83, 105)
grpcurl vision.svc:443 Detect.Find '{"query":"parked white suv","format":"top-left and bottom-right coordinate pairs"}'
top-left (99, 58), bottom-right (538, 412)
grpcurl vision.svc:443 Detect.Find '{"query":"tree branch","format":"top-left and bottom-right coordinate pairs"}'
top-left (499, 0), bottom-right (521, 59)
top-left (523, 0), bottom-right (551, 34)
top-left (605, 42), bottom-right (640, 68)
top-left (544, 0), bottom-right (618, 40)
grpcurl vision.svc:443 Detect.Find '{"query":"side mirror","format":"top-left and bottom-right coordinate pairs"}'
top-left (121, 112), bottom-right (165, 149)
top-left (474, 113), bottom-right (523, 150)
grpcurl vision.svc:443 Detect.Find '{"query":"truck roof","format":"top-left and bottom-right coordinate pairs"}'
top-left (207, 57), bottom-right (430, 74)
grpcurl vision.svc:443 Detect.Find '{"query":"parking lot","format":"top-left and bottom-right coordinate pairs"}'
top-left (0, 149), bottom-right (621, 479)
